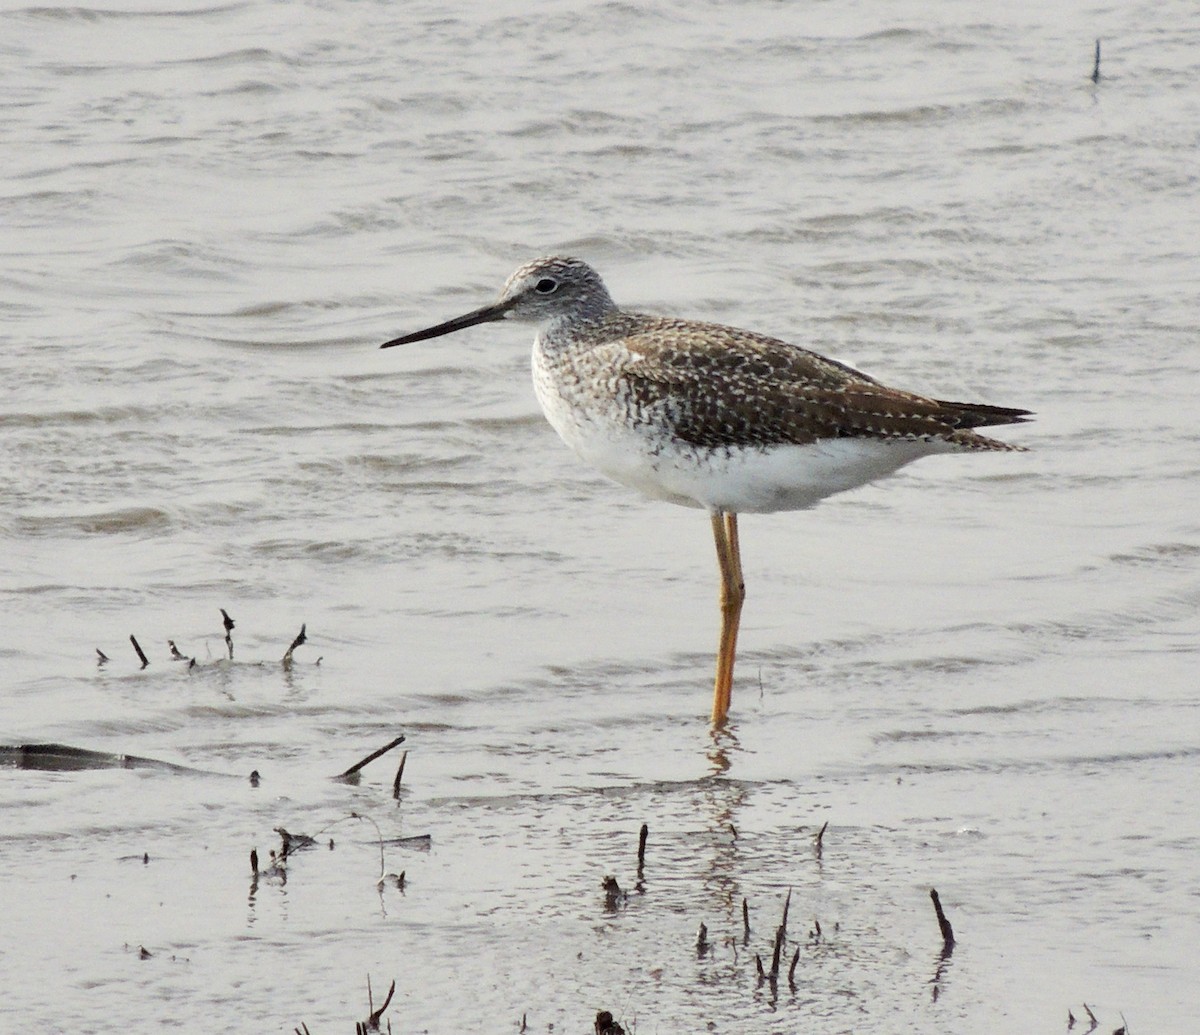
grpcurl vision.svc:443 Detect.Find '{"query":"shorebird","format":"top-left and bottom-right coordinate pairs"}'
top-left (381, 256), bottom-right (1030, 724)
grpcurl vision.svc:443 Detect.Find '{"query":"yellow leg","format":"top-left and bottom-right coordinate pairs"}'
top-left (710, 511), bottom-right (745, 725)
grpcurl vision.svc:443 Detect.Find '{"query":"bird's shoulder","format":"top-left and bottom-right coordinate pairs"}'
top-left (593, 312), bottom-right (880, 391)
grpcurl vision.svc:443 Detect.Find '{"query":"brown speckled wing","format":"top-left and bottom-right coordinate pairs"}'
top-left (593, 316), bottom-right (1030, 451)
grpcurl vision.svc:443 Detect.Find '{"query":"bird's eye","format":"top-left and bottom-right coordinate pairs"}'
top-left (535, 277), bottom-right (558, 294)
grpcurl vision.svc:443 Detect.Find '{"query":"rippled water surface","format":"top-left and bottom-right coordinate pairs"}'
top-left (3, 1), bottom-right (1199, 1032)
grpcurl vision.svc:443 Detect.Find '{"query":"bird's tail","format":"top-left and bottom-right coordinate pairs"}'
top-left (934, 400), bottom-right (1034, 431)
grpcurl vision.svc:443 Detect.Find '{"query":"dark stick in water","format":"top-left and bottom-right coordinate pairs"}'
top-left (930, 887), bottom-right (955, 949)
top-left (365, 977), bottom-right (395, 1030)
top-left (220, 608), bottom-right (235, 660)
top-left (130, 635), bottom-right (149, 668)
top-left (338, 733), bottom-right (407, 780)
top-left (392, 750), bottom-right (408, 798)
top-left (282, 623), bottom-right (307, 666)
top-left (769, 922), bottom-right (785, 981)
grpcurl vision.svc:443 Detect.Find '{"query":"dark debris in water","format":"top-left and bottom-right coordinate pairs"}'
top-left (2, 730), bottom-right (410, 789)
top-left (94, 608), bottom-right (317, 672)
top-left (0, 743), bottom-right (226, 776)
top-left (601, 874), bottom-right (625, 912)
top-left (594, 1010), bottom-right (625, 1035)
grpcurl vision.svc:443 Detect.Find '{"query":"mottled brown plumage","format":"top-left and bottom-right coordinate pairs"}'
top-left (555, 310), bottom-right (1030, 452)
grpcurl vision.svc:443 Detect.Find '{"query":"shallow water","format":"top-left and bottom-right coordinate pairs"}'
top-left (3, 1), bottom-right (1199, 1032)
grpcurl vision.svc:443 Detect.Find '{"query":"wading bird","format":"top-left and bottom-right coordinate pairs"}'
top-left (381, 257), bottom-right (1030, 724)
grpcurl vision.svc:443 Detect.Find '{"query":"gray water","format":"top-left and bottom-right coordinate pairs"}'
top-left (3, 1), bottom-right (1199, 1031)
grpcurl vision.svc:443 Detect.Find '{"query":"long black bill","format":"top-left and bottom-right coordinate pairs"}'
top-left (379, 299), bottom-right (514, 348)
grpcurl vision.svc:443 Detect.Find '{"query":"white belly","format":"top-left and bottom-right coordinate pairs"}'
top-left (569, 424), bottom-right (948, 513)
top-left (532, 349), bottom-right (952, 514)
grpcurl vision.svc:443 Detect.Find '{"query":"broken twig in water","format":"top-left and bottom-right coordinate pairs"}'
top-left (1091, 38), bottom-right (1101, 83)
top-left (637, 822), bottom-right (648, 874)
top-left (380, 833), bottom-right (431, 849)
top-left (788, 946), bottom-right (800, 988)
top-left (251, 846), bottom-right (287, 884)
top-left (814, 820), bottom-right (828, 854)
top-left (742, 896), bottom-right (750, 939)
top-left (930, 887), bottom-right (955, 950)
top-left (392, 749), bottom-right (408, 799)
top-left (281, 623), bottom-right (307, 666)
top-left (220, 608), bottom-right (235, 660)
top-left (130, 635), bottom-right (149, 668)
top-left (96, 648), bottom-right (109, 665)
top-left (766, 890), bottom-right (791, 981)
top-left (769, 923), bottom-right (785, 981)
top-left (337, 734), bottom-right (407, 782)
top-left (0, 743), bottom-right (230, 776)
top-left (362, 975), bottom-right (395, 1032)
